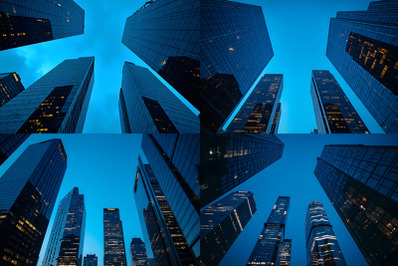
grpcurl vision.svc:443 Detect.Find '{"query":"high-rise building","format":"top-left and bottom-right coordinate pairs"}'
top-left (226, 74), bottom-right (283, 133)
top-left (0, 139), bottom-right (67, 265)
top-left (122, 0), bottom-right (200, 110)
top-left (0, 0), bottom-right (84, 51)
top-left (0, 73), bottom-right (25, 107)
top-left (42, 187), bottom-right (85, 266)
top-left (200, 134), bottom-right (284, 207)
top-left (118, 62), bottom-right (199, 133)
top-left (0, 57), bottom-right (94, 133)
top-left (83, 254), bottom-right (98, 266)
top-left (305, 202), bottom-right (347, 266)
top-left (270, 102), bottom-right (282, 134)
top-left (200, 191), bottom-right (257, 266)
top-left (130, 238), bottom-right (148, 266)
top-left (314, 144), bottom-right (397, 265)
top-left (103, 208), bottom-right (127, 266)
top-left (276, 239), bottom-right (292, 266)
top-left (326, 0), bottom-right (398, 133)
top-left (247, 196), bottom-right (290, 265)
top-left (310, 70), bottom-right (369, 134)
top-left (201, 0), bottom-right (273, 133)
top-left (0, 134), bottom-right (29, 165)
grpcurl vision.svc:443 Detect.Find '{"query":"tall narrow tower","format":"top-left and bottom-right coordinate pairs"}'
top-left (104, 208), bottom-right (127, 266)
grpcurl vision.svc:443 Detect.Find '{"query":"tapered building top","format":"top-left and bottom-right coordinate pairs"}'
top-left (0, 73), bottom-right (25, 107)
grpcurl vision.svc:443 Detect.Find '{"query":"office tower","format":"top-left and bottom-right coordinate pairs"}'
top-left (310, 70), bottom-right (369, 134)
top-left (276, 239), bottom-right (292, 266)
top-left (0, 57), bottom-right (94, 133)
top-left (0, 134), bottom-right (29, 165)
top-left (118, 62), bottom-right (199, 133)
top-left (83, 254), bottom-right (98, 266)
top-left (201, 0), bottom-right (273, 133)
top-left (201, 134), bottom-right (284, 207)
top-left (122, 0), bottom-right (200, 110)
top-left (326, 0), bottom-right (398, 133)
top-left (247, 196), bottom-right (290, 265)
top-left (42, 187), bottom-right (86, 266)
top-left (134, 156), bottom-right (197, 265)
top-left (270, 102), bottom-right (281, 134)
top-left (104, 208), bottom-right (127, 266)
top-left (0, 73), bottom-right (25, 107)
top-left (0, 0), bottom-right (84, 51)
top-left (226, 74), bottom-right (283, 133)
top-left (0, 139), bottom-right (67, 265)
top-left (130, 238), bottom-right (148, 266)
top-left (305, 202), bottom-right (347, 266)
top-left (314, 144), bottom-right (397, 265)
top-left (200, 191), bottom-right (257, 266)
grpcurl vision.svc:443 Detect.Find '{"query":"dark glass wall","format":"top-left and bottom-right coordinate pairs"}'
top-left (0, 73), bottom-right (25, 107)
top-left (130, 238), bottom-right (148, 266)
top-left (83, 254), bottom-right (98, 266)
top-left (0, 134), bottom-right (29, 166)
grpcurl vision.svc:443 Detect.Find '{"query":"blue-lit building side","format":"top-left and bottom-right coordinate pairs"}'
top-left (0, 134), bottom-right (29, 165)
top-left (103, 208), bottom-right (127, 266)
top-left (0, 73), bottom-right (25, 107)
top-left (130, 238), bottom-right (148, 266)
top-left (83, 254), bottom-right (98, 266)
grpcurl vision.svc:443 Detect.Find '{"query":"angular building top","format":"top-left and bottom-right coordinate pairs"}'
top-left (0, 0), bottom-right (84, 51)
top-left (310, 70), bottom-right (369, 134)
top-left (326, 0), bottom-right (398, 133)
top-left (104, 208), bottom-right (127, 266)
top-left (0, 72), bottom-right (25, 107)
top-left (0, 134), bottom-right (29, 166)
top-left (0, 57), bottom-right (95, 133)
top-left (129, 238), bottom-right (148, 266)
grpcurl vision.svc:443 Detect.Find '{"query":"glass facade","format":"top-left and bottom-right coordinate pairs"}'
top-left (0, 139), bottom-right (67, 265)
top-left (0, 134), bottom-right (29, 165)
top-left (314, 144), bottom-right (397, 265)
top-left (226, 74), bottom-right (283, 133)
top-left (103, 208), bottom-right (127, 266)
top-left (310, 70), bottom-right (369, 134)
top-left (200, 134), bottom-right (284, 207)
top-left (247, 196), bottom-right (290, 265)
top-left (200, 191), bottom-right (256, 266)
top-left (0, 73), bottom-right (25, 107)
top-left (201, 0), bottom-right (273, 133)
top-left (305, 202), bottom-right (347, 266)
top-left (83, 254), bottom-right (98, 266)
top-left (130, 238), bottom-right (148, 266)
top-left (326, 0), bottom-right (398, 133)
top-left (276, 239), bottom-right (292, 266)
top-left (270, 102), bottom-right (281, 134)
top-left (0, 57), bottom-right (95, 133)
top-left (0, 0), bottom-right (84, 50)
top-left (118, 62), bottom-right (199, 133)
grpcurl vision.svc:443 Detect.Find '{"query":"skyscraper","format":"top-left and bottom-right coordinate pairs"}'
top-left (305, 202), bottom-right (347, 266)
top-left (276, 239), bottom-right (292, 266)
top-left (0, 0), bottom-right (84, 51)
top-left (270, 102), bottom-right (282, 134)
top-left (310, 70), bottom-right (369, 133)
top-left (326, 0), bottom-right (398, 133)
top-left (83, 254), bottom-right (98, 266)
top-left (200, 134), bottom-right (284, 207)
top-left (122, 0), bottom-right (200, 110)
top-left (247, 196), bottom-right (290, 265)
top-left (201, 0), bottom-right (274, 133)
top-left (0, 134), bottom-right (29, 165)
top-left (103, 208), bottom-right (127, 266)
top-left (0, 73), bottom-right (25, 107)
top-left (42, 187), bottom-right (86, 266)
top-left (0, 57), bottom-right (95, 133)
top-left (118, 62), bottom-right (199, 133)
top-left (226, 74), bottom-right (283, 133)
top-left (129, 238), bottom-right (148, 266)
top-left (0, 139), bottom-right (67, 265)
top-left (200, 191), bottom-right (257, 266)
top-left (314, 144), bottom-right (397, 265)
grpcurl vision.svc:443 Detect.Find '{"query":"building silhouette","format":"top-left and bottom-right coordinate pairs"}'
top-left (129, 238), bottom-right (148, 266)
top-left (0, 73), bottom-right (25, 107)
top-left (83, 254), bottom-right (98, 266)
top-left (104, 208), bottom-right (127, 266)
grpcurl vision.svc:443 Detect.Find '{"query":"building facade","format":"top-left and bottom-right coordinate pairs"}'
top-left (0, 57), bottom-right (94, 133)
top-left (310, 70), bottom-right (369, 133)
top-left (200, 191), bottom-right (257, 266)
top-left (0, 134), bottom-right (29, 165)
top-left (305, 202), bottom-right (347, 266)
top-left (118, 62), bottom-right (199, 133)
top-left (83, 254), bottom-right (98, 266)
top-left (0, 139), bottom-right (67, 265)
top-left (0, 73), bottom-right (25, 107)
top-left (326, 0), bottom-right (398, 133)
top-left (129, 238), bottom-right (148, 266)
top-left (247, 196), bottom-right (291, 265)
top-left (314, 144), bottom-right (397, 265)
top-left (103, 208), bottom-right (127, 266)
top-left (276, 239), bottom-right (292, 266)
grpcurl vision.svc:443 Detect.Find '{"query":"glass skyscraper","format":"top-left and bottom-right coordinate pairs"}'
top-left (200, 134), bottom-right (284, 207)
top-left (276, 239), bottom-right (292, 266)
top-left (129, 238), bottom-right (148, 266)
top-left (0, 134), bottom-right (29, 165)
top-left (0, 0), bottom-right (84, 51)
top-left (314, 144), bottom-right (397, 265)
top-left (201, 0), bottom-right (273, 133)
top-left (0, 57), bottom-right (95, 133)
top-left (200, 191), bottom-right (257, 266)
top-left (310, 70), bottom-right (369, 134)
top-left (326, 0), bottom-right (398, 133)
top-left (103, 208), bottom-right (127, 266)
top-left (83, 254), bottom-right (98, 266)
top-left (247, 196), bottom-right (291, 265)
top-left (42, 187), bottom-right (86, 266)
top-left (305, 202), bottom-right (347, 266)
top-left (118, 62), bottom-right (199, 133)
top-left (226, 74), bottom-right (283, 133)
top-left (0, 73), bottom-right (25, 107)
top-left (0, 139), bottom-right (67, 265)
